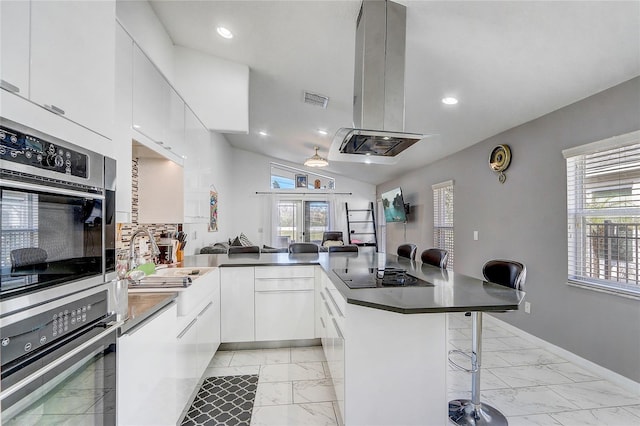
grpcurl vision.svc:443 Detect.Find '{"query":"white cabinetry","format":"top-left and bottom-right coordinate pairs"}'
top-left (220, 267), bottom-right (255, 342)
top-left (132, 44), bottom-right (170, 145)
top-left (117, 303), bottom-right (177, 426)
top-left (174, 269), bottom-right (221, 421)
top-left (318, 271), bottom-right (345, 424)
top-left (114, 23), bottom-right (133, 221)
top-left (1, 1), bottom-right (114, 138)
top-left (183, 107), bottom-right (211, 223)
top-left (255, 266), bottom-right (315, 341)
top-left (0, 1), bottom-right (30, 97)
top-left (29, 0), bottom-right (114, 138)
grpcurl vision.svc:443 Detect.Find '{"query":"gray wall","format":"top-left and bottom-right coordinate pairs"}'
top-left (380, 77), bottom-right (640, 381)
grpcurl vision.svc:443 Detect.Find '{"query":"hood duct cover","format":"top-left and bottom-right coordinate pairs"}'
top-left (333, 0), bottom-right (424, 159)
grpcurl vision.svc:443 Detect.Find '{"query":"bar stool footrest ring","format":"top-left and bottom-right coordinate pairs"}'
top-left (448, 349), bottom-right (478, 373)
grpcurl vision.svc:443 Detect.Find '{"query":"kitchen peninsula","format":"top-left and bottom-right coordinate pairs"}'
top-left (180, 251), bottom-right (524, 425)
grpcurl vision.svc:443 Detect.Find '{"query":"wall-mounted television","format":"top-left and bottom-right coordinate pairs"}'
top-left (381, 187), bottom-right (407, 223)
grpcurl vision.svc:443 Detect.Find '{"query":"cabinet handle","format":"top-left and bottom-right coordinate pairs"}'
top-left (177, 318), bottom-right (198, 339)
top-left (255, 289), bottom-right (313, 293)
top-left (320, 292), bottom-right (327, 301)
top-left (0, 79), bottom-right (20, 93)
top-left (324, 301), bottom-right (333, 316)
top-left (320, 316), bottom-right (326, 329)
top-left (197, 302), bottom-right (214, 317)
top-left (325, 289), bottom-right (343, 317)
top-left (332, 318), bottom-right (344, 339)
top-left (44, 104), bottom-right (66, 115)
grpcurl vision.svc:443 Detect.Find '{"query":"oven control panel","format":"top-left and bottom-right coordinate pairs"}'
top-left (0, 290), bottom-right (108, 367)
top-left (0, 125), bottom-right (88, 179)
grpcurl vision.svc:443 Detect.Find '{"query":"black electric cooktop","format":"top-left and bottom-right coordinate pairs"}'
top-left (333, 267), bottom-right (434, 289)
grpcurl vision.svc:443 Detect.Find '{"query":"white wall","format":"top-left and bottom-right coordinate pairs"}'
top-left (379, 77), bottom-right (640, 381)
top-left (227, 149), bottom-right (377, 247)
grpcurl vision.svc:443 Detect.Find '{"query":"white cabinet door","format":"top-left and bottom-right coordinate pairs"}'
top-left (114, 23), bottom-right (133, 221)
top-left (132, 44), bottom-right (170, 145)
top-left (220, 267), bottom-right (255, 342)
top-left (0, 1), bottom-right (30, 97)
top-left (255, 290), bottom-right (315, 341)
top-left (117, 303), bottom-right (177, 426)
top-left (175, 314), bottom-right (199, 420)
top-left (29, 0), bottom-right (115, 138)
top-left (195, 300), bottom-right (218, 375)
top-left (168, 88), bottom-right (185, 159)
top-left (183, 106), bottom-right (209, 223)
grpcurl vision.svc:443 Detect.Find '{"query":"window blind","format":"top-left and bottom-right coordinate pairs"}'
top-left (1, 191), bottom-right (39, 269)
top-left (564, 131), bottom-right (640, 296)
top-left (432, 180), bottom-right (454, 270)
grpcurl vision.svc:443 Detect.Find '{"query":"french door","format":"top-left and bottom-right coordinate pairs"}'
top-left (275, 200), bottom-right (330, 246)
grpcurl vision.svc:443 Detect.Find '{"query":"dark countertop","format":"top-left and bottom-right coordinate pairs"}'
top-left (182, 253), bottom-right (525, 314)
top-left (120, 292), bottom-right (178, 334)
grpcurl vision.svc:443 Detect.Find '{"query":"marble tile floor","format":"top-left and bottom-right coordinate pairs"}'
top-left (202, 314), bottom-right (640, 426)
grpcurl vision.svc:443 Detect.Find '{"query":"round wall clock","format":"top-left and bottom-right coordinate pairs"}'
top-left (489, 144), bottom-right (511, 183)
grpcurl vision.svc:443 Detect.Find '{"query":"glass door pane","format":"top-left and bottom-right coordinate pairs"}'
top-left (276, 200), bottom-right (302, 245)
top-left (304, 201), bottom-right (330, 244)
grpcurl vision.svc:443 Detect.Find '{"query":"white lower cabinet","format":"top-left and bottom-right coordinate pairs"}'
top-left (318, 270), bottom-right (345, 425)
top-left (117, 303), bottom-right (177, 426)
top-left (255, 290), bottom-right (315, 340)
top-left (220, 267), bottom-right (255, 342)
top-left (175, 271), bottom-right (221, 420)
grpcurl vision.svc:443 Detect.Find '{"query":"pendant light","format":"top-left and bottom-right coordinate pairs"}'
top-left (304, 146), bottom-right (329, 168)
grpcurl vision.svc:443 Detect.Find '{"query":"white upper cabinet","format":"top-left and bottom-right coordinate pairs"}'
top-left (168, 88), bottom-right (185, 159)
top-left (0, 1), bottom-right (30, 97)
top-left (114, 23), bottom-right (134, 221)
top-left (29, 0), bottom-right (115, 138)
top-left (183, 107), bottom-right (209, 222)
top-left (132, 45), bottom-right (170, 146)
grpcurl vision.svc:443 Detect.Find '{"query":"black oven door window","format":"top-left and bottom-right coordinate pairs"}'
top-left (1, 188), bottom-right (103, 298)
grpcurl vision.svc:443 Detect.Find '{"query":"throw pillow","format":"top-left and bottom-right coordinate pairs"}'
top-left (230, 236), bottom-right (243, 246)
top-left (323, 240), bottom-right (344, 248)
top-left (239, 233), bottom-right (253, 247)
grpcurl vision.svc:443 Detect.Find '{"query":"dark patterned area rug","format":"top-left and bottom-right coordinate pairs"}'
top-left (181, 375), bottom-right (258, 426)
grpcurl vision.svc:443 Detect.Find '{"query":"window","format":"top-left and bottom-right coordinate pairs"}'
top-left (563, 130), bottom-right (640, 297)
top-left (432, 180), bottom-right (454, 270)
top-left (270, 163), bottom-right (334, 190)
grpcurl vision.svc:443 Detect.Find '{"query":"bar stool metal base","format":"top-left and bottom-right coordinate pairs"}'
top-left (448, 399), bottom-right (508, 426)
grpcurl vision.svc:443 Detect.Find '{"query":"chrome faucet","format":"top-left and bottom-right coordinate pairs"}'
top-left (128, 228), bottom-right (160, 269)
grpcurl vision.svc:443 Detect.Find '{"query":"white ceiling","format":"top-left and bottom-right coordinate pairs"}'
top-left (150, 0), bottom-right (640, 185)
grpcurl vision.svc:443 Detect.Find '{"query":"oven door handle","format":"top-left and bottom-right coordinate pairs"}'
top-left (0, 320), bottom-right (123, 402)
top-left (0, 179), bottom-right (105, 200)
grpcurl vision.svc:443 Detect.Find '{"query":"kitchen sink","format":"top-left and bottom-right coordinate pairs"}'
top-left (151, 267), bottom-right (215, 278)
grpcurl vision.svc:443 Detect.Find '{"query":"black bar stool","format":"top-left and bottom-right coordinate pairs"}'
top-left (397, 243), bottom-right (417, 260)
top-left (420, 248), bottom-right (448, 269)
top-left (288, 242), bottom-right (319, 254)
top-left (448, 259), bottom-right (526, 426)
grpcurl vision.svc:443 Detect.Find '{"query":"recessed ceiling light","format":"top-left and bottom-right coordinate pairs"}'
top-left (442, 97), bottom-right (458, 105)
top-left (318, 129), bottom-right (328, 136)
top-left (133, 124), bottom-right (141, 129)
top-left (216, 27), bottom-right (233, 39)
top-left (259, 131), bottom-right (268, 136)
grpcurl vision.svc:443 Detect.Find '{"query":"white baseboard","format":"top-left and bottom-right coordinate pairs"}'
top-left (484, 314), bottom-right (640, 395)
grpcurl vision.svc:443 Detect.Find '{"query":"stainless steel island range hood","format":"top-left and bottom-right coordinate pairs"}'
top-left (331, 0), bottom-right (424, 161)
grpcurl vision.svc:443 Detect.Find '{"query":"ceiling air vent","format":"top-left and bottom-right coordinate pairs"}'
top-left (303, 91), bottom-right (329, 109)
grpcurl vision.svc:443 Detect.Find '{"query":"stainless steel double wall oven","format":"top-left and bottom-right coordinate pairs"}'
top-left (0, 118), bottom-right (119, 424)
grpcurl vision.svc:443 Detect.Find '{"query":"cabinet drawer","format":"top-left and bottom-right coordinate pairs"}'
top-left (255, 266), bottom-right (314, 279)
top-left (255, 277), bottom-right (314, 292)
